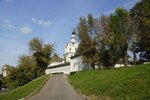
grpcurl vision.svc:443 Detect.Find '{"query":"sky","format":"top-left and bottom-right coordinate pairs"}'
top-left (0, 0), bottom-right (140, 73)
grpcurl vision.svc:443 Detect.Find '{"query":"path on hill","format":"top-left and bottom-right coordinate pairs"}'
top-left (25, 74), bottom-right (84, 100)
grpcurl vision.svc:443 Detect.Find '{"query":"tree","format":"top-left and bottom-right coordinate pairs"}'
top-left (18, 55), bottom-right (37, 78)
top-left (29, 38), bottom-right (54, 76)
top-left (3, 38), bottom-right (54, 89)
top-left (109, 7), bottom-right (132, 66)
top-left (96, 14), bottom-right (119, 68)
top-left (129, 19), bottom-right (138, 65)
top-left (3, 55), bottom-right (37, 89)
top-left (131, 0), bottom-right (150, 62)
top-left (3, 67), bottom-right (20, 89)
top-left (77, 15), bottom-right (97, 69)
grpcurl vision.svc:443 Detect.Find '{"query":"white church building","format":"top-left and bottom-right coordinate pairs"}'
top-left (45, 32), bottom-right (87, 74)
top-left (45, 32), bottom-right (126, 75)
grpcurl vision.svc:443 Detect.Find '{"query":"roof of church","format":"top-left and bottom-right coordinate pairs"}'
top-left (46, 62), bottom-right (70, 69)
top-left (49, 54), bottom-right (63, 63)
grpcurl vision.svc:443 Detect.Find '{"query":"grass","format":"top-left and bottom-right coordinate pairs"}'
top-left (68, 64), bottom-right (150, 100)
top-left (0, 75), bottom-right (49, 100)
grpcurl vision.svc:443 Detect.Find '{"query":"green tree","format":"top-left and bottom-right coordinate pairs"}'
top-left (3, 55), bottom-right (37, 89)
top-left (3, 38), bottom-right (54, 89)
top-left (129, 19), bottom-right (138, 65)
top-left (131, 0), bottom-right (150, 62)
top-left (109, 7), bottom-right (132, 66)
top-left (18, 55), bottom-right (37, 79)
top-left (29, 38), bottom-right (54, 76)
top-left (96, 14), bottom-right (119, 68)
top-left (77, 15), bottom-right (97, 69)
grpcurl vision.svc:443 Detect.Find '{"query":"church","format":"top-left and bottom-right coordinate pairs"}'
top-left (45, 32), bottom-right (126, 74)
top-left (45, 32), bottom-right (87, 74)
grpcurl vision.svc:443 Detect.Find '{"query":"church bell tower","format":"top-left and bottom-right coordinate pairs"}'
top-left (71, 32), bottom-right (76, 43)
top-left (64, 32), bottom-right (78, 62)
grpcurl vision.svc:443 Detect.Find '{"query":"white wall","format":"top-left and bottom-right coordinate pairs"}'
top-left (45, 65), bottom-right (70, 74)
top-left (114, 64), bottom-right (125, 68)
top-left (3, 66), bottom-right (7, 77)
top-left (64, 43), bottom-right (78, 62)
top-left (70, 56), bottom-right (87, 72)
top-left (65, 43), bottom-right (78, 54)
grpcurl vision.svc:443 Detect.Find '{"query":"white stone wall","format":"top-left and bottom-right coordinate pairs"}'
top-left (70, 56), bottom-right (87, 72)
top-left (64, 52), bottom-right (74, 62)
top-left (114, 64), bottom-right (131, 68)
top-left (45, 65), bottom-right (70, 74)
top-left (114, 64), bottom-right (125, 68)
top-left (3, 66), bottom-right (7, 77)
top-left (3, 70), bottom-right (7, 77)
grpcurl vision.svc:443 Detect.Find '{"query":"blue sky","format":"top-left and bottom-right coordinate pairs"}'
top-left (0, 0), bottom-right (140, 73)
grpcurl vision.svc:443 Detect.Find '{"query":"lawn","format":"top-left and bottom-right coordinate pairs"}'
top-left (68, 64), bottom-right (150, 100)
top-left (0, 75), bottom-right (49, 100)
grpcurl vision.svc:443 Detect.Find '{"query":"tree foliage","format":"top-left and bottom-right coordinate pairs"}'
top-left (76, 9), bottom-right (132, 68)
top-left (109, 8), bottom-right (132, 66)
top-left (29, 38), bottom-right (54, 75)
top-left (77, 15), bottom-right (97, 69)
top-left (3, 38), bottom-right (54, 89)
top-left (96, 14), bottom-right (118, 68)
top-left (131, 0), bottom-right (150, 62)
top-left (76, 2), bottom-right (149, 68)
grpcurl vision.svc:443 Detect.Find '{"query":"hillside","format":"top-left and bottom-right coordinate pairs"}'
top-left (0, 75), bottom-right (49, 100)
top-left (68, 64), bottom-right (150, 100)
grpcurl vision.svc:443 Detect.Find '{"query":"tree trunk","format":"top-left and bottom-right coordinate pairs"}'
top-left (91, 64), bottom-right (95, 69)
top-left (132, 42), bottom-right (137, 65)
top-left (124, 52), bottom-right (128, 66)
top-left (133, 51), bottom-right (137, 65)
top-left (124, 45), bottom-right (128, 66)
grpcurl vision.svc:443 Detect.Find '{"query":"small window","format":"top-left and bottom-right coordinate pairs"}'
top-left (70, 48), bottom-right (71, 51)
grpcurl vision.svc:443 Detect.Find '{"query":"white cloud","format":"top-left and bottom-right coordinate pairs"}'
top-left (19, 26), bottom-right (32, 34)
top-left (2, 24), bottom-right (16, 29)
top-left (1, 19), bottom-right (32, 35)
top-left (3, 19), bottom-right (11, 23)
top-left (32, 18), bottom-right (51, 27)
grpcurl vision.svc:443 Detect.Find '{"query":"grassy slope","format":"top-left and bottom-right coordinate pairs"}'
top-left (0, 75), bottom-right (49, 100)
top-left (68, 64), bottom-right (150, 100)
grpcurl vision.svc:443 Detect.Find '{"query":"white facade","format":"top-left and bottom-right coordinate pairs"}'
top-left (45, 56), bottom-right (87, 74)
top-left (3, 66), bottom-right (7, 77)
top-left (2, 65), bottom-right (13, 77)
top-left (70, 56), bottom-right (88, 72)
top-left (45, 32), bottom-right (81, 75)
top-left (114, 64), bottom-right (125, 68)
top-left (64, 32), bottom-right (78, 62)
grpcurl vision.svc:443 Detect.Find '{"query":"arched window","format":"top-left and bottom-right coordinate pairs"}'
top-left (70, 48), bottom-right (71, 51)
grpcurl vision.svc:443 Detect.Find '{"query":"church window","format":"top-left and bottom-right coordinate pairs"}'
top-left (70, 48), bottom-right (71, 51)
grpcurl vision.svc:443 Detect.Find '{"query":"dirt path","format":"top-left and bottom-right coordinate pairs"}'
top-left (26, 74), bottom-right (83, 100)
